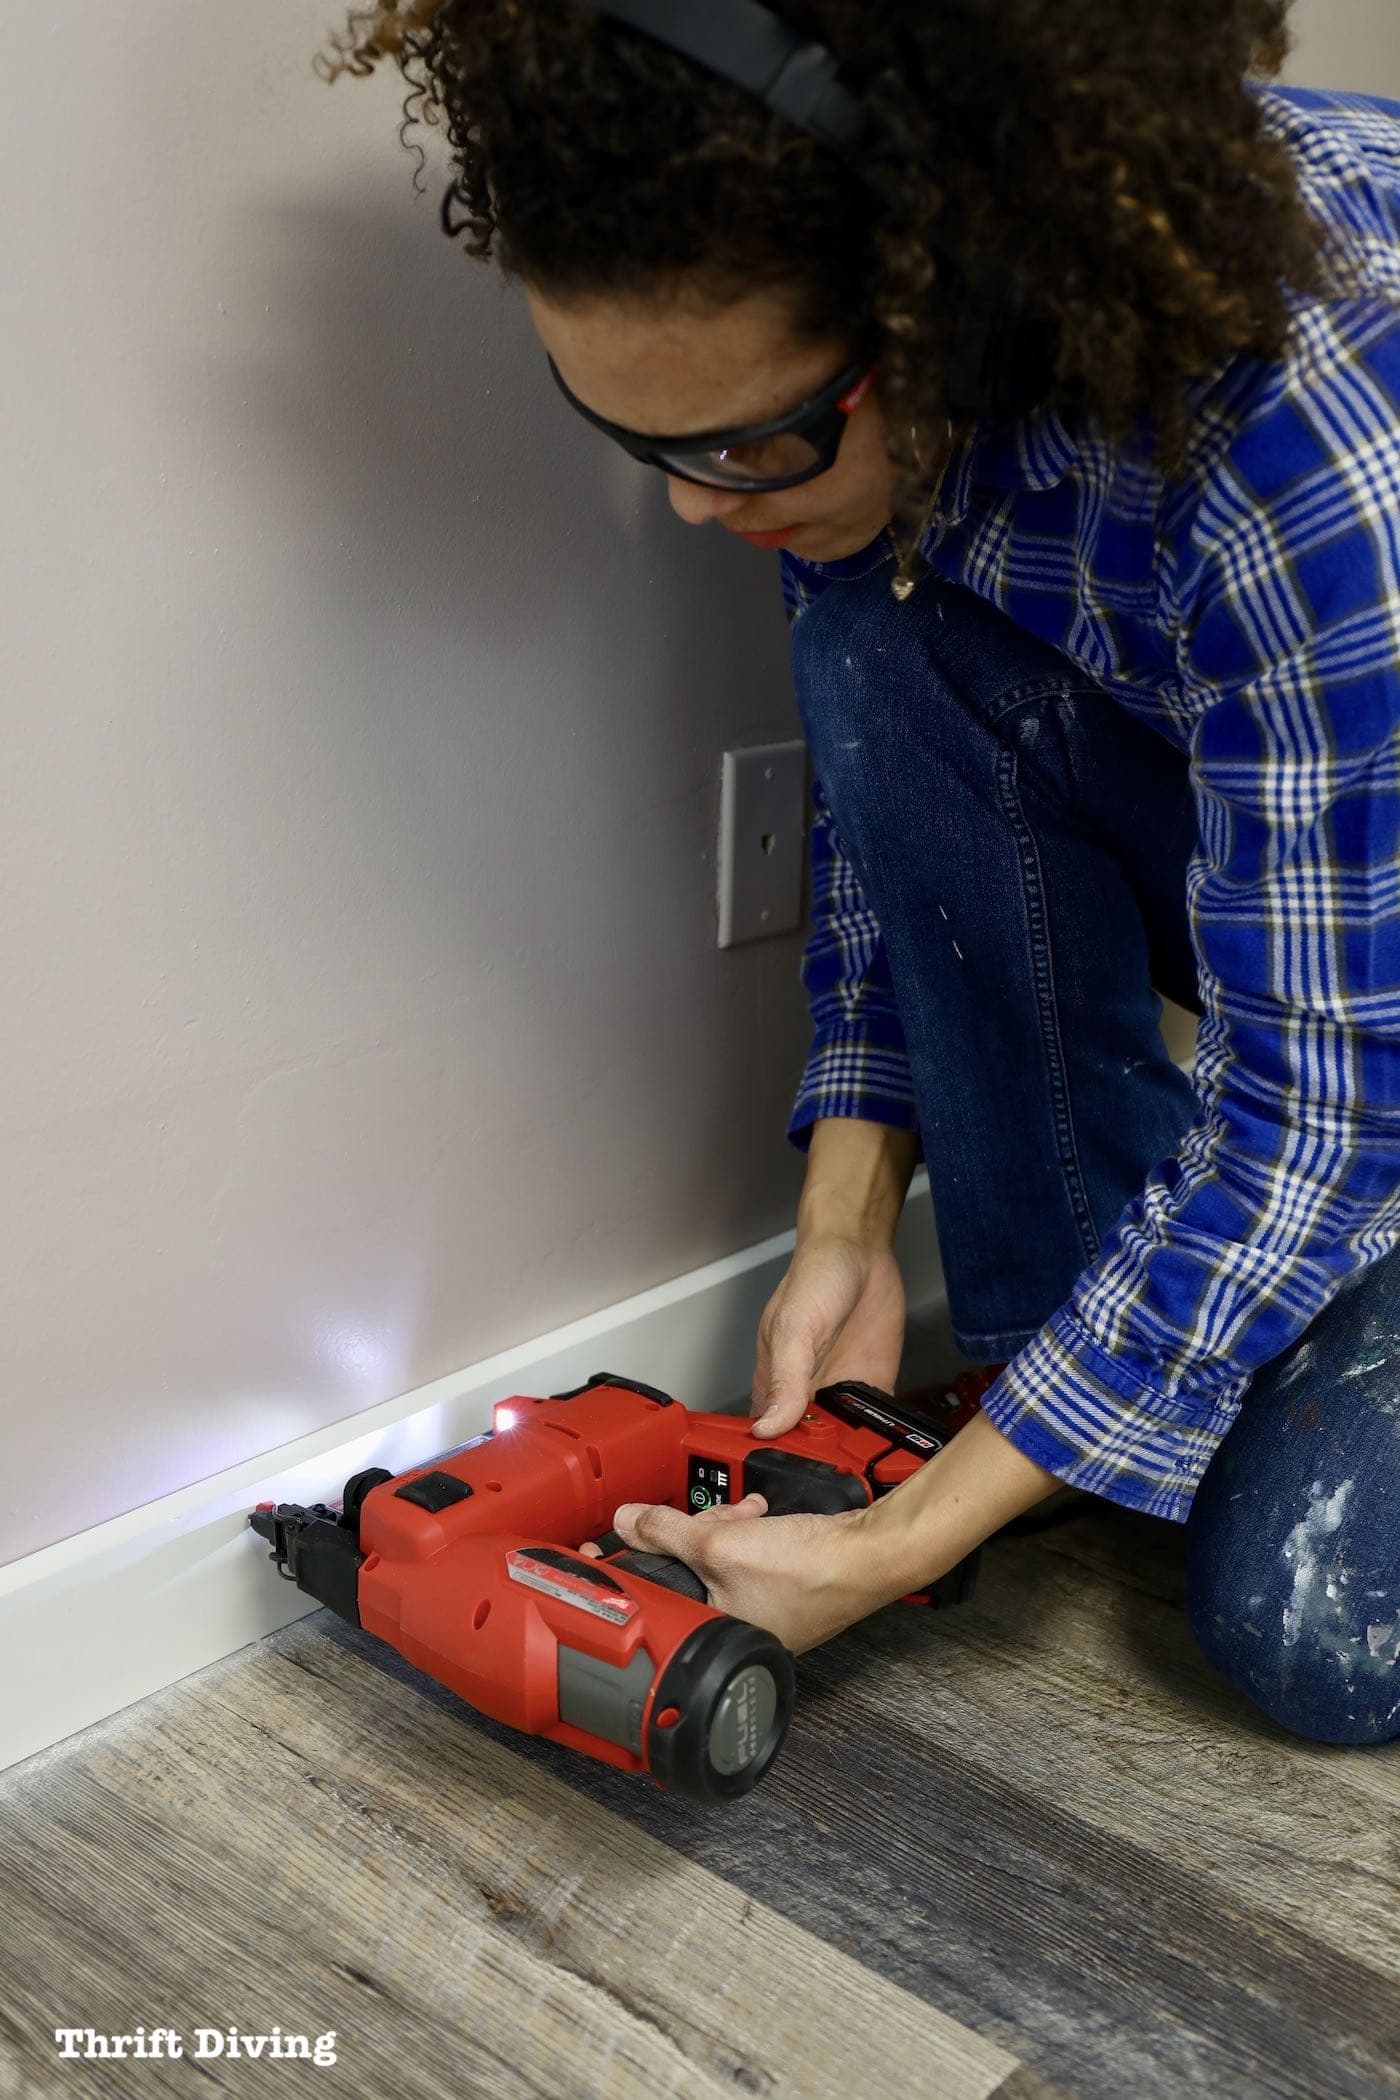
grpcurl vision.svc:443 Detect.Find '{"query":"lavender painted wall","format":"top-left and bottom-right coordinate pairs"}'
top-left (1, 5), bottom-right (810, 1563)
top-left (1289, 0), bottom-right (1400, 90)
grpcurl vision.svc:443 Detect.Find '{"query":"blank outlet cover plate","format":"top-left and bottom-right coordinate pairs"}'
top-left (716, 740), bottom-right (808, 948)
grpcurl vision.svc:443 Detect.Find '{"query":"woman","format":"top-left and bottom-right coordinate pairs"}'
top-left (323, 1), bottom-right (1400, 1744)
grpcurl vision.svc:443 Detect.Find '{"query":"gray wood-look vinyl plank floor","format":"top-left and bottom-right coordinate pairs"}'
top-left (1, 1322), bottom-right (1396, 2100)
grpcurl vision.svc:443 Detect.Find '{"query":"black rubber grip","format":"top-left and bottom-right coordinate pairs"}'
top-left (605, 1547), bottom-right (709, 1604)
top-left (741, 1445), bottom-right (867, 1516)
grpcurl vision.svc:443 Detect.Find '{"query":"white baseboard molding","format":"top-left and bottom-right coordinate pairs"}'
top-left (0, 1174), bottom-right (945, 1777)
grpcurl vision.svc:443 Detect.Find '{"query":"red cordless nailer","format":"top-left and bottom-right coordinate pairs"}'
top-left (249, 1373), bottom-right (982, 1803)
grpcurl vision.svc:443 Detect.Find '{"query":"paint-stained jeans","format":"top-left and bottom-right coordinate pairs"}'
top-left (790, 551), bottom-right (1400, 1748)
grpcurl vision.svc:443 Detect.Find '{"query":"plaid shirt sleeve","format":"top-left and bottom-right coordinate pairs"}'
top-left (979, 300), bottom-right (1400, 1521)
top-left (780, 560), bottom-right (923, 1153)
top-left (785, 774), bottom-right (923, 1153)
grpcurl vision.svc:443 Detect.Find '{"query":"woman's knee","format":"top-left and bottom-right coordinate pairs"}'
top-left (1184, 1254), bottom-right (1400, 1747)
top-left (1185, 1478), bottom-right (1400, 1748)
top-left (790, 565), bottom-right (1060, 841)
top-left (789, 557), bottom-right (929, 761)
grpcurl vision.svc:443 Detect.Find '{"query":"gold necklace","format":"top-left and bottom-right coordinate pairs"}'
top-left (889, 418), bottom-right (958, 601)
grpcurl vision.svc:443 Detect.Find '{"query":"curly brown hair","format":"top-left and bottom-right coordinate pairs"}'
top-left (316, 1), bottom-right (1338, 578)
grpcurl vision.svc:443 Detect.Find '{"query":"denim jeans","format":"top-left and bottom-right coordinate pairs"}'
top-left (790, 548), bottom-right (1400, 1747)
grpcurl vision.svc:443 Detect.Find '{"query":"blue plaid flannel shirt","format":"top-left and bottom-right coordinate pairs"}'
top-left (780, 85), bottom-right (1400, 1521)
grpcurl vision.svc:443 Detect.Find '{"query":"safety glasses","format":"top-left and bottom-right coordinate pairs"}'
top-left (546, 350), bottom-right (878, 492)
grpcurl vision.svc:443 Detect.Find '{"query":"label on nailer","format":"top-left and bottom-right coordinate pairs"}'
top-left (687, 1455), bottom-right (732, 1511)
top-left (818, 1385), bottom-right (947, 1456)
top-left (506, 1547), bottom-right (641, 1625)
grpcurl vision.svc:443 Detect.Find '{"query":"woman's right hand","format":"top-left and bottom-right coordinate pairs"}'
top-left (750, 1228), bottom-right (907, 1438)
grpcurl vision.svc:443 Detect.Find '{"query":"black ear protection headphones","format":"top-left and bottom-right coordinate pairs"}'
top-left (457, 0), bottom-right (1056, 423)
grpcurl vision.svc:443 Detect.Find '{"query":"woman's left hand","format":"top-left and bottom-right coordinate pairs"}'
top-left (580, 1491), bottom-right (904, 1654)
top-left (578, 1409), bottom-right (1066, 1652)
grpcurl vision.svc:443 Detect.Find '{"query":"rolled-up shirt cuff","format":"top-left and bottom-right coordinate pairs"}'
top-left (978, 1302), bottom-right (1253, 1523)
top-left (787, 1024), bottom-right (922, 1154)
